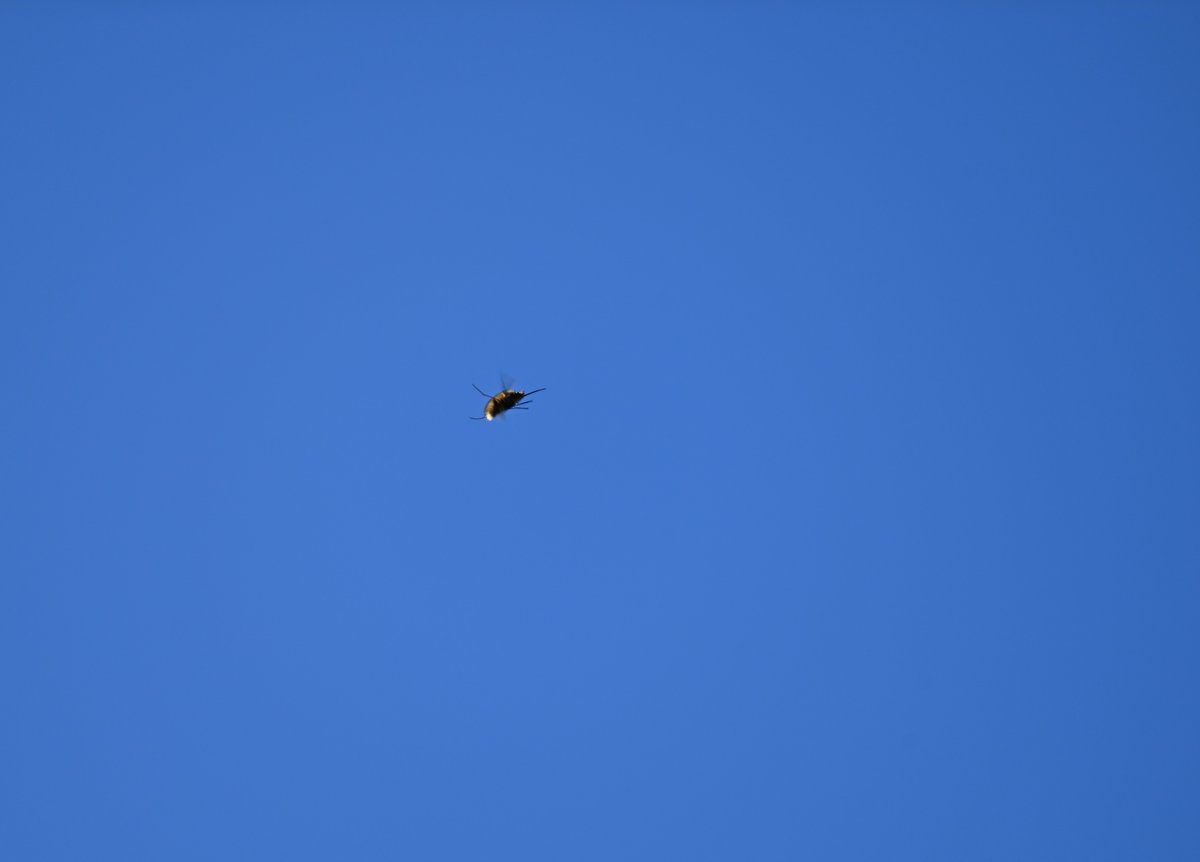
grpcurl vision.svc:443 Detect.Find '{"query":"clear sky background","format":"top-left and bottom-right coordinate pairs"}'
top-left (2, 4), bottom-right (1198, 860)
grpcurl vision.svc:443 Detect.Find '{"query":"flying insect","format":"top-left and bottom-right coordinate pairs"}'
top-left (470, 383), bottom-right (546, 421)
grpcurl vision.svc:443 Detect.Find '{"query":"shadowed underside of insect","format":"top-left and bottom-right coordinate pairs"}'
top-left (470, 384), bottom-right (546, 421)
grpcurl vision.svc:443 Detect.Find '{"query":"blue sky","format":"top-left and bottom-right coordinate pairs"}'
top-left (2, 4), bottom-right (1198, 860)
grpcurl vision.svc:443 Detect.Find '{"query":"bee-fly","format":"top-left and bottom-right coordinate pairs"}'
top-left (470, 383), bottom-right (546, 421)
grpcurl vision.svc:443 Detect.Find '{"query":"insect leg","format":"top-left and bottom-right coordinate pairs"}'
top-left (472, 384), bottom-right (492, 398)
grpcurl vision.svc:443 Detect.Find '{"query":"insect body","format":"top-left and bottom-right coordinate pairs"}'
top-left (471, 384), bottom-right (546, 421)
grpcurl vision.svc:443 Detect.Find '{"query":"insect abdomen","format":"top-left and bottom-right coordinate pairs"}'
top-left (489, 391), bottom-right (523, 418)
